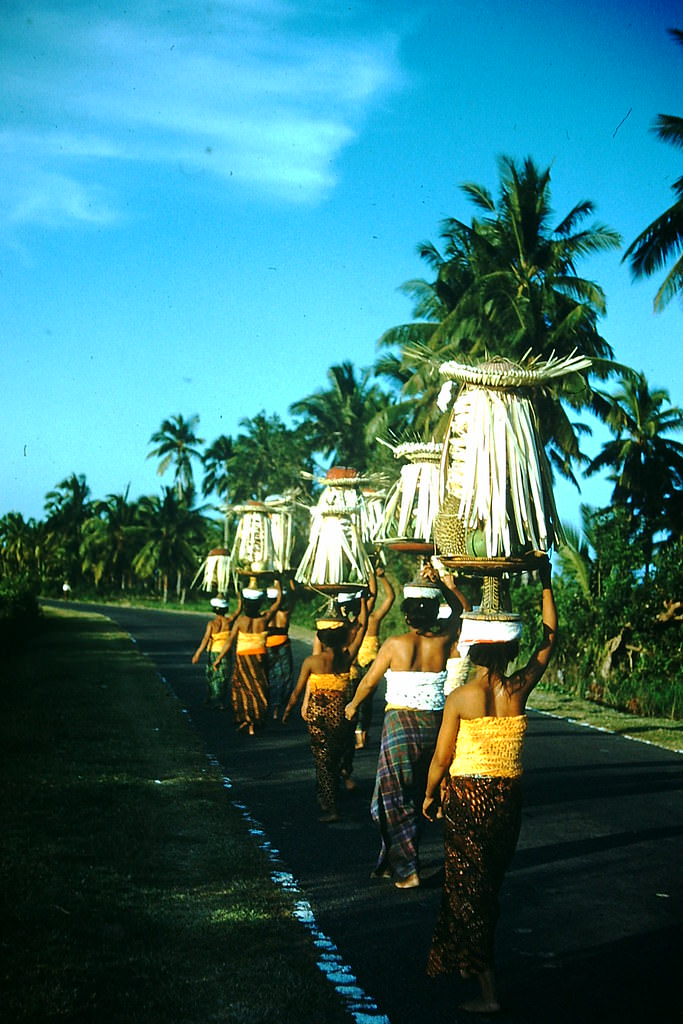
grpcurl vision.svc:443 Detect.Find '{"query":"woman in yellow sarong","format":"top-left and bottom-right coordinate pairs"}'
top-left (423, 555), bottom-right (557, 1014)
top-left (215, 580), bottom-right (281, 735)
top-left (283, 597), bottom-right (368, 822)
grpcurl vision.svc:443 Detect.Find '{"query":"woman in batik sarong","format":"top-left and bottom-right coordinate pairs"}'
top-left (353, 565), bottom-right (395, 750)
top-left (345, 566), bottom-right (470, 888)
top-left (215, 579), bottom-right (281, 736)
top-left (283, 598), bottom-right (368, 823)
top-left (266, 578), bottom-right (298, 720)
top-left (191, 595), bottom-right (237, 709)
top-left (423, 555), bottom-right (556, 1014)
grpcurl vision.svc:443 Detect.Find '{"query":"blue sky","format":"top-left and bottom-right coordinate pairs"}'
top-left (2, 0), bottom-right (681, 531)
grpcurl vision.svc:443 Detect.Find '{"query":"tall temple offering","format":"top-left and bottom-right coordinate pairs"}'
top-left (295, 467), bottom-right (373, 592)
top-left (434, 352), bottom-right (591, 570)
top-left (378, 440), bottom-right (443, 555)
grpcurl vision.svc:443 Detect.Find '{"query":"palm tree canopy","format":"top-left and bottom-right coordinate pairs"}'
top-left (290, 361), bottom-right (387, 474)
top-left (201, 434), bottom-right (234, 499)
top-left (376, 155), bottom-right (621, 469)
top-left (147, 414), bottom-right (204, 500)
top-left (623, 29), bottom-right (683, 311)
top-left (586, 373), bottom-right (683, 536)
top-left (227, 412), bottom-right (312, 503)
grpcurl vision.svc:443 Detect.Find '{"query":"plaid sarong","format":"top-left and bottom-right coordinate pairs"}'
top-left (370, 708), bottom-right (442, 881)
top-left (232, 652), bottom-right (269, 730)
top-left (266, 638), bottom-right (294, 707)
top-left (427, 774), bottom-right (523, 977)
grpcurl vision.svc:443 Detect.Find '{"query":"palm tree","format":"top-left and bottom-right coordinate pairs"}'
top-left (623, 29), bottom-right (683, 311)
top-left (377, 156), bottom-right (623, 476)
top-left (44, 473), bottom-right (92, 584)
top-left (289, 361), bottom-right (387, 474)
top-left (201, 434), bottom-right (234, 500)
top-left (147, 414), bottom-right (204, 500)
top-left (586, 373), bottom-right (683, 568)
top-left (132, 489), bottom-right (208, 602)
top-left (80, 488), bottom-right (139, 589)
top-left (227, 412), bottom-right (313, 503)
top-left (0, 512), bottom-right (42, 578)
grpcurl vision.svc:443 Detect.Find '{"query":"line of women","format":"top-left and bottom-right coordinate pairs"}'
top-left (194, 555), bottom-right (557, 1014)
top-left (286, 554), bottom-right (557, 1014)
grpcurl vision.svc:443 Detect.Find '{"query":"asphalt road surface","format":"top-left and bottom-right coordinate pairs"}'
top-left (66, 603), bottom-right (681, 1023)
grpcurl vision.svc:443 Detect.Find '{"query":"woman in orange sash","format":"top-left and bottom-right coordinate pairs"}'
top-left (423, 555), bottom-right (557, 1014)
top-left (191, 595), bottom-right (235, 709)
top-left (215, 580), bottom-right (281, 735)
top-left (283, 597), bottom-right (367, 822)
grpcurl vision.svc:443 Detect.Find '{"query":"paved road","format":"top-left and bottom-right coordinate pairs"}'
top-left (67, 603), bottom-right (681, 1023)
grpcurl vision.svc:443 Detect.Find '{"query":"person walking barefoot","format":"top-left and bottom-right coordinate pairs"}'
top-left (346, 565), bottom-right (470, 888)
top-left (283, 597), bottom-right (368, 822)
top-left (423, 554), bottom-right (557, 1013)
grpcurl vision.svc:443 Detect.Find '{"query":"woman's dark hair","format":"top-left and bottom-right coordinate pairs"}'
top-left (317, 622), bottom-right (350, 671)
top-left (468, 640), bottom-right (519, 674)
top-left (243, 598), bottom-right (263, 617)
top-left (401, 596), bottom-right (440, 632)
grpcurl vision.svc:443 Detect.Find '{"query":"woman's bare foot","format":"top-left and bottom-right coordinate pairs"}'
top-left (459, 996), bottom-right (500, 1013)
top-left (318, 810), bottom-right (339, 823)
top-left (370, 867), bottom-right (392, 879)
top-left (248, 724), bottom-right (255, 736)
top-left (394, 872), bottom-right (420, 889)
top-left (460, 967), bottom-right (500, 1013)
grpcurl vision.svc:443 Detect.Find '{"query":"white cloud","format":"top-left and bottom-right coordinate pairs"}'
top-left (0, 1), bottom-right (405, 227)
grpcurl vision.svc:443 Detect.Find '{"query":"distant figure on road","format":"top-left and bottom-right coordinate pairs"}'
top-left (191, 595), bottom-right (236, 709)
top-left (215, 579), bottom-right (281, 736)
top-left (423, 554), bottom-right (557, 1014)
top-left (345, 565), bottom-right (470, 888)
top-left (353, 564), bottom-right (395, 750)
top-left (266, 577), bottom-right (297, 721)
top-left (283, 597), bottom-right (368, 823)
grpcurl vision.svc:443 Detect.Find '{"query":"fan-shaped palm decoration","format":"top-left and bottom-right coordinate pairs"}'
top-left (295, 467), bottom-right (373, 592)
top-left (264, 493), bottom-right (296, 572)
top-left (192, 546), bottom-right (232, 593)
top-left (434, 352), bottom-right (591, 567)
top-left (229, 501), bottom-right (277, 576)
top-left (379, 440), bottom-right (443, 554)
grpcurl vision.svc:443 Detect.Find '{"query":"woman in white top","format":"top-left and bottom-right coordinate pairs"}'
top-left (346, 566), bottom-right (470, 888)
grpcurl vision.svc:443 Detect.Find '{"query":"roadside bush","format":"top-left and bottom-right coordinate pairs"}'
top-left (0, 573), bottom-right (41, 656)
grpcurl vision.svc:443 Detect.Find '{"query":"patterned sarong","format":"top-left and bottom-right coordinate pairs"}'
top-left (231, 652), bottom-right (269, 730)
top-left (307, 673), bottom-right (354, 813)
top-left (205, 650), bottom-right (229, 706)
top-left (266, 637), bottom-right (294, 708)
top-left (427, 774), bottom-right (523, 977)
top-left (371, 708), bottom-right (442, 880)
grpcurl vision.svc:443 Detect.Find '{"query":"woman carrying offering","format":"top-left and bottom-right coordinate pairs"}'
top-left (215, 578), bottom-right (281, 736)
top-left (423, 554), bottom-right (557, 1014)
top-left (283, 596), bottom-right (368, 823)
top-left (345, 565), bottom-right (470, 888)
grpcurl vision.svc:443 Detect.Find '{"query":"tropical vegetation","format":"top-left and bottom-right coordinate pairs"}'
top-left (3, 148), bottom-right (682, 718)
top-left (623, 29), bottom-right (683, 311)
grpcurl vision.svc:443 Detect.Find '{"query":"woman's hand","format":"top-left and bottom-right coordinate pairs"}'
top-left (344, 701), bottom-right (357, 721)
top-left (422, 794), bottom-right (441, 821)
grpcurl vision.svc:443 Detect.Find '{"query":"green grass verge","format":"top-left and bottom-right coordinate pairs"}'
top-left (530, 686), bottom-right (683, 753)
top-left (1, 608), bottom-right (352, 1024)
